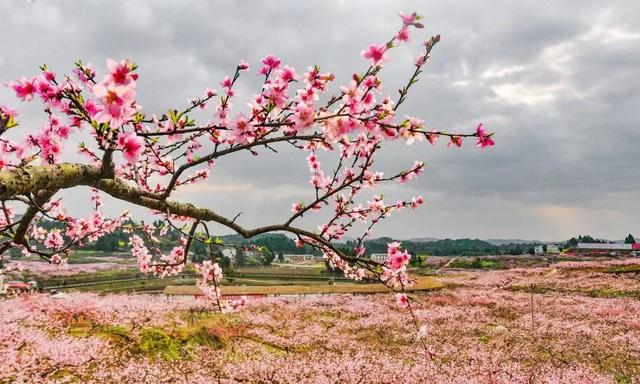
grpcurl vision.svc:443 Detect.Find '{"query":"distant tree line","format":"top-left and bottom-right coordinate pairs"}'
top-left (24, 221), bottom-right (640, 259)
top-left (565, 234), bottom-right (636, 248)
top-left (337, 237), bottom-right (536, 257)
top-left (25, 221), bottom-right (318, 267)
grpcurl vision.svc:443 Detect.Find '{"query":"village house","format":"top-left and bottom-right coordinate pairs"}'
top-left (282, 254), bottom-right (316, 263)
top-left (370, 253), bottom-right (388, 263)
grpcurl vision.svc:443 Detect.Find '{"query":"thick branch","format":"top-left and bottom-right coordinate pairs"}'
top-left (0, 162), bottom-right (379, 267)
top-left (0, 164), bottom-right (102, 199)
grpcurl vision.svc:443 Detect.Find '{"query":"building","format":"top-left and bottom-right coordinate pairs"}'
top-left (575, 242), bottom-right (640, 256)
top-left (547, 244), bottom-right (560, 254)
top-left (534, 245), bottom-right (560, 255)
top-left (282, 254), bottom-right (316, 263)
top-left (220, 246), bottom-right (237, 261)
top-left (370, 253), bottom-right (388, 263)
top-left (1, 280), bottom-right (37, 295)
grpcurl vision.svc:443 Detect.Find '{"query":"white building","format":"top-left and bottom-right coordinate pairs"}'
top-left (547, 244), bottom-right (560, 254)
top-left (370, 253), bottom-right (388, 263)
top-left (219, 246), bottom-right (237, 261)
top-left (576, 243), bottom-right (640, 255)
top-left (282, 254), bottom-right (316, 263)
top-left (534, 245), bottom-right (560, 255)
top-left (577, 243), bottom-right (634, 250)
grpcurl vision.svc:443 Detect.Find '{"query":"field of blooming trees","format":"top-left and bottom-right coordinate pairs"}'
top-left (1, 8), bottom-right (637, 383)
top-left (2, 258), bottom-right (639, 383)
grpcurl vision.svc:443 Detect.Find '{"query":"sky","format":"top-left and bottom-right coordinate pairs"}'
top-left (1, 0), bottom-right (639, 241)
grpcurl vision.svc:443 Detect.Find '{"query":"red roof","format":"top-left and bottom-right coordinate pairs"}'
top-left (6, 282), bottom-right (30, 289)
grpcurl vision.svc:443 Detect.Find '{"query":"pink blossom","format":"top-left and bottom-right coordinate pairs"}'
top-left (258, 54), bottom-right (281, 75)
top-left (195, 260), bottom-right (224, 302)
top-left (263, 77), bottom-right (289, 107)
top-left (9, 77), bottom-right (36, 101)
top-left (74, 62), bottom-right (95, 84)
top-left (396, 27), bottom-right (410, 42)
top-left (291, 202), bottom-right (304, 213)
top-left (105, 59), bottom-right (138, 86)
top-left (387, 242), bottom-right (410, 270)
top-left (33, 76), bottom-right (60, 102)
top-left (92, 81), bottom-right (137, 128)
top-left (84, 99), bottom-right (100, 118)
top-left (395, 293), bottom-right (410, 309)
top-left (232, 113), bottom-right (255, 143)
top-left (118, 132), bottom-right (144, 163)
top-left (410, 195), bottom-right (424, 209)
top-left (279, 65), bottom-right (298, 82)
top-left (220, 76), bottom-right (233, 89)
top-left (475, 123), bottom-right (495, 148)
top-left (448, 135), bottom-right (462, 148)
top-left (238, 60), bottom-right (250, 71)
top-left (425, 129), bottom-right (438, 145)
top-left (43, 69), bottom-right (56, 82)
top-left (205, 87), bottom-right (217, 97)
top-left (37, 131), bottom-right (63, 161)
top-left (50, 253), bottom-right (68, 266)
top-left (66, 218), bottom-right (93, 239)
top-left (292, 102), bottom-right (315, 131)
top-left (399, 12), bottom-right (424, 28)
top-left (44, 229), bottom-right (64, 249)
top-left (361, 44), bottom-right (389, 66)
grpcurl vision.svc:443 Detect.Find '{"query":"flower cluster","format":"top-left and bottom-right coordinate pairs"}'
top-left (195, 260), bottom-right (224, 304)
top-left (381, 242), bottom-right (413, 289)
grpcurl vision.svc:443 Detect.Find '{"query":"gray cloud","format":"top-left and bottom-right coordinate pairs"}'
top-left (1, 0), bottom-right (638, 240)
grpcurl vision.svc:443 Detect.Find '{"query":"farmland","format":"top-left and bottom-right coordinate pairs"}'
top-left (2, 256), bottom-right (640, 383)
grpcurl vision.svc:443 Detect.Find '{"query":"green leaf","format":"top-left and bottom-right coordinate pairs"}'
top-left (168, 109), bottom-right (178, 123)
top-left (5, 116), bottom-right (18, 129)
top-left (133, 113), bottom-right (145, 124)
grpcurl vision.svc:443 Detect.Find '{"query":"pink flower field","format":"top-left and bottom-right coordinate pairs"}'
top-left (2, 261), bottom-right (639, 383)
top-left (15, 260), bottom-right (136, 277)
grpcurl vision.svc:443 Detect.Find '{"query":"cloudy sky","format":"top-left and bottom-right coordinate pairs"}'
top-left (1, 0), bottom-right (639, 241)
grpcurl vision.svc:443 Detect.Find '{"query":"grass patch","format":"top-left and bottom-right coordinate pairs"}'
top-left (234, 264), bottom-right (325, 277)
top-left (97, 325), bottom-right (131, 344)
top-left (66, 312), bottom-right (242, 361)
top-left (137, 328), bottom-right (183, 361)
top-left (164, 277), bottom-right (444, 296)
top-left (508, 285), bottom-right (640, 299)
